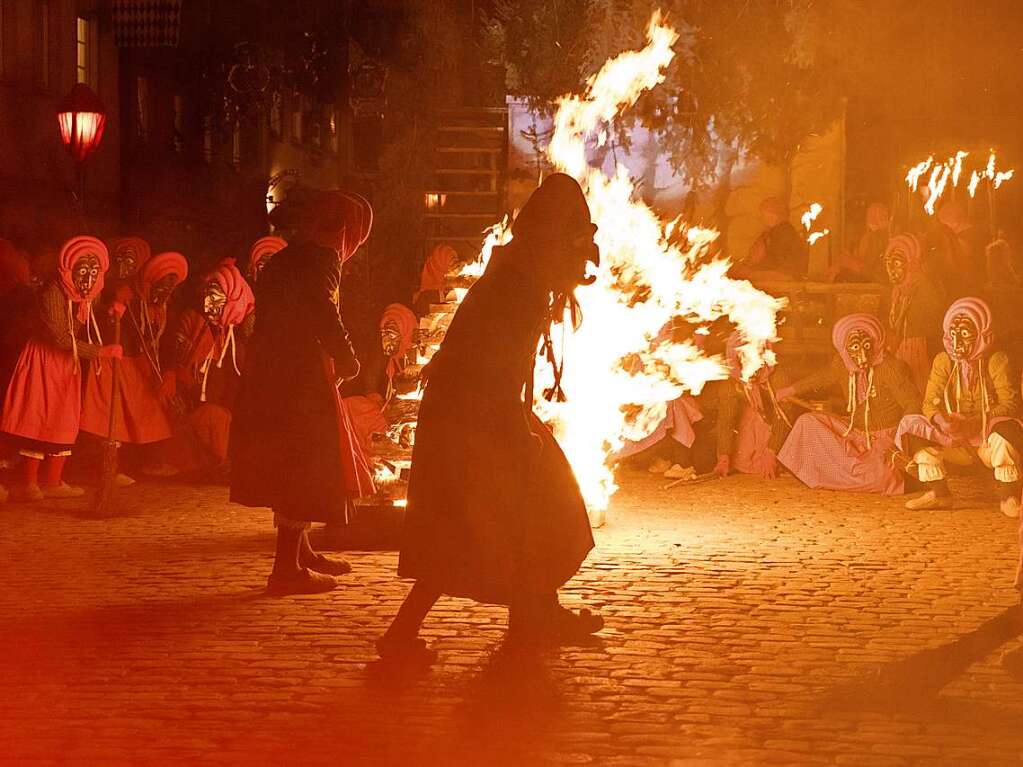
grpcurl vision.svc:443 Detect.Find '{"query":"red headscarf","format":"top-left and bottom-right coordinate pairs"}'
top-left (380, 303), bottom-right (418, 381)
top-left (271, 188), bottom-right (372, 263)
top-left (833, 313), bottom-right (886, 374)
top-left (108, 236), bottom-right (152, 274)
top-left (0, 239), bottom-right (29, 295)
top-left (140, 251), bottom-right (189, 302)
top-left (343, 393), bottom-right (388, 452)
top-left (205, 259), bottom-right (255, 329)
top-left (58, 235), bottom-right (109, 322)
top-left (415, 244), bottom-right (455, 303)
top-left (246, 236), bottom-right (286, 281)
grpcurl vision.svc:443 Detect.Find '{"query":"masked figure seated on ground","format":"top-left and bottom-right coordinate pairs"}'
top-left (343, 302), bottom-right (418, 455)
top-left (1, 236), bottom-right (122, 502)
top-left (897, 297), bottom-right (1022, 517)
top-left (883, 233), bottom-right (945, 395)
top-left (413, 243), bottom-right (456, 317)
top-left (80, 247), bottom-right (188, 486)
top-left (612, 320), bottom-right (715, 480)
top-left (245, 236), bottom-right (286, 284)
top-left (148, 259), bottom-right (254, 480)
top-left (713, 333), bottom-right (796, 481)
top-left (733, 196), bottom-right (809, 282)
top-left (777, 313), bottom-right (920, 495)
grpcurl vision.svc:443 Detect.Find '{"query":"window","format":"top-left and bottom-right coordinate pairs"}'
top-left (0, 0), bottom-right (6, 78)
top-left (136, 76), bottom-right (149, 141)
top-left (172, 94), bottom-right (184, 153)
top-left (38, 1), bottom-right (50, 88)
top-left (232, 122), bottom-right (241, 169)
top-left (76, 16), bottom-right (97, 87)
top-left (202, 116), bottom-right (213, 164)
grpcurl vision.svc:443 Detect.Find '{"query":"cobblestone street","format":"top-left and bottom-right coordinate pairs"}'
top-left (1, 473), bottom-right (1022, 766)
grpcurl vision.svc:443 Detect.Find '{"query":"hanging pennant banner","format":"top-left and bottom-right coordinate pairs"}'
top-left (112, 0), bottom-right (182, 48)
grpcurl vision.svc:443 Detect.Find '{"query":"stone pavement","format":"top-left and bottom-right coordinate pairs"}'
top-left (1, 472), bottom-right (1022, 766)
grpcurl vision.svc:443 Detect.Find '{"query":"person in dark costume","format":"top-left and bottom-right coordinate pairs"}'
top-left (379, 174), bottom-right (603, 663)
top-left (230, 189), bottom-right (375, 596)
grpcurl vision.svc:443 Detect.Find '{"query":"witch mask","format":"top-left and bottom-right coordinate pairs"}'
top-left (844, 329), bottom-right (875, 371)
top-left (201, 280), bottom-right (228, 325)
top-left (73, 255), bottom-right (102, 298)
top-left (948, 314), bottom-right (978, 361)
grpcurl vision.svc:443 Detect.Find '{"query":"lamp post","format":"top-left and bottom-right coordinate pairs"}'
top-left (57, 83), bottom-right (107, 217)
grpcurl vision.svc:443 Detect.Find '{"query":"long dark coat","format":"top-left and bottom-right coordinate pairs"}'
top-left (398, 243), bottom-right (594, 605)
top-left (230, 241), bottom-right (374, 522)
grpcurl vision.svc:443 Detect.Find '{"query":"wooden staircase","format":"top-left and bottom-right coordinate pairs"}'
top-left (424, 107), bottom-right (508, 258)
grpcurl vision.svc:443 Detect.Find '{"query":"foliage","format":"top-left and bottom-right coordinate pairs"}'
top-left (483, 0), bottom-right (868, 190)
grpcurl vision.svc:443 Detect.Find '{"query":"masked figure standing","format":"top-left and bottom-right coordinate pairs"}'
top-left (883, 234), bottom-right (944, 395)
top-left (81, 249), bottom-right (188, 463)
top-left (1, 236), bottom-right (122, 500)
top-left (231, 189), bottom-right (375, 595)
top-left (777, 314), bottom-right (919, 495)
top-left (380, 174), bottom-right (602, 663)
top-left (897, 298), bottom-right (1022, 516)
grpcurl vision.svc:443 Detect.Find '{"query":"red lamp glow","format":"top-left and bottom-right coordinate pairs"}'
top-left (57, 83), bottom-right (107, 163)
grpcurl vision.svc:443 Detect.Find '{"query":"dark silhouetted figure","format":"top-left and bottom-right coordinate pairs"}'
top-left (380, 174), bottom-right (603, 663)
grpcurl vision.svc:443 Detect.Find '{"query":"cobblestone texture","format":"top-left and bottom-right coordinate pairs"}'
top-left (1, 472), bottom-right (1021, 766)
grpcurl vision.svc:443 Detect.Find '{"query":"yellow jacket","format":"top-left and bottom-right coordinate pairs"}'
top-left (922, 350), bottom-right (1019, 419)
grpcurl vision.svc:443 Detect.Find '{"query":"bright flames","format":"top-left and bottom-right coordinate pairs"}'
top-left (906, 149), bottom-right (1014, 215)
top-left (454, 12), bottom-right (785, 519)
top-left (801, 202), bottom-right (830, 245)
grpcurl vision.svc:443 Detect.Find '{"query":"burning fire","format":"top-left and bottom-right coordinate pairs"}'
top-left (800, 202), bottom-right (830, 245)
top-left (906, 150), bottom-right (1014, 215)
top-left (450, 12), bottom-right (786, 516)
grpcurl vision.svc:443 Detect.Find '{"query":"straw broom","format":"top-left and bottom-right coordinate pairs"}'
top-left (93, 314), bottom-right (121, 515)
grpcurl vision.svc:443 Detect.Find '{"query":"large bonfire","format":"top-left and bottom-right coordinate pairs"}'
top-left (454, 11), bottom-right (786, 521)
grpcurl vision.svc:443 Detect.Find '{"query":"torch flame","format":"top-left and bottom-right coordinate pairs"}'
top-left (800, 202), bottom-right (823, 231)
top-left (907, 149), bottom-right (1014, 211)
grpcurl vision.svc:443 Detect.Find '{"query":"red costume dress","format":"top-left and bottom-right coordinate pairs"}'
top-left (779, 314), bottom-right (919, 495)
top-left (80, 250), bottom-right (187, 445)
top-left (231, 191), bottom-right (375, 524)
top-left (413, 243), bottom-right (455, 316)
top-left (2, 236), bottom-right (109, 455)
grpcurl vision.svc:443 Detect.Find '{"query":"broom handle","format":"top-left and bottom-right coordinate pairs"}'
top-left (106, 314), bottom-right (121, 442)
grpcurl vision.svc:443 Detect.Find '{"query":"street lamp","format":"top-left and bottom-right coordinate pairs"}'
top-left (57, 83), bottom-right (107, 217)
top-left (57, 82), bottom-right (107, 162)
